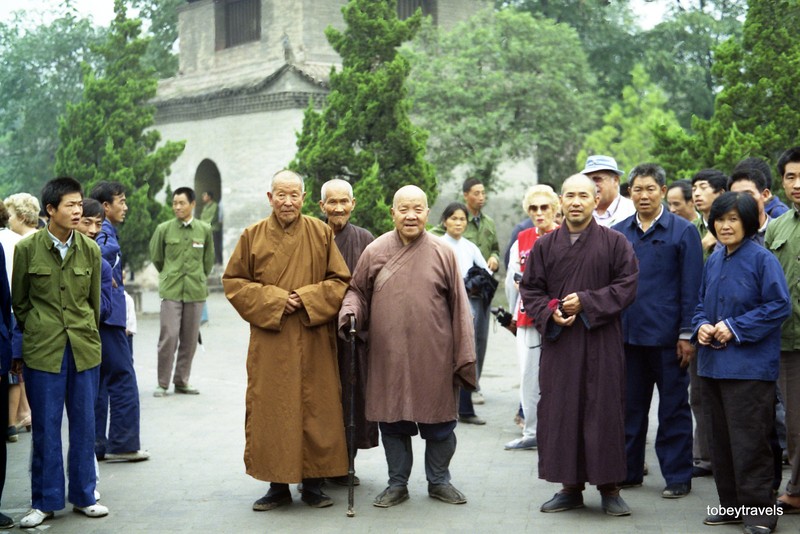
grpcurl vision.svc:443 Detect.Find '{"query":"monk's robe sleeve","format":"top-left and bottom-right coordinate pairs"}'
top-left (447, 251), bottom-right (477, 391)
top-left (338, 249), bottom-right (372, 335)
top-left (293, 234), bottom-right (351, 327)
top-left (223, 229), bottom-right (290, 332)
top-left (520, 238), bottom-right (556, 338)
top-left (576, 233), bottom-right (639, 330)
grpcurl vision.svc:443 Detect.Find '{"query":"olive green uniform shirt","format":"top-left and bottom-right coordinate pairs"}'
top-left (765, 206), bottom-right (800, 351)
top-left (150, 218), bottom-right (214, 302)
top-left (430, 212), bottom-right (500, 265)
top-left (11, 229), bottom-right (102, 372)
top-left (200, 199), bottom-right (220, 232)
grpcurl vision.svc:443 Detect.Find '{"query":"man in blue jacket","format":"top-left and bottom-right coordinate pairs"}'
top-left (613, 163), bottom-right (703, 498)
top-left (90, 182), bottom-right (147, 462)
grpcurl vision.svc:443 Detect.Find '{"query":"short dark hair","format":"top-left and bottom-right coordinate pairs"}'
top-left (691, 169), bottom-right (728, 193)
top-left (667, 179), bottom-right (692, 202)
top-left (708, 192), bottom-right (760, 240)
top-left (728, 168), bottom-right (767, 193)
top-left (81, 198), bottom-right (105, 220)
top-left (42, 177), bottom-right (83, 212)
top-left (173, 187), bottom-right (195, 203)
top-left (90, 181), bottom-right (126, 204)
top-left (462, 178), bottom-right (483, 194)
top-left (203, 191), bottom-right (215, 200)
top-left (778, 147), bottom-right (800, 177)
top-left (629, 163), bottom-right (666, 187)
top-left (734, 157), bottom-right (773, 190)
top-left (619, 182), bottom-right (630, 198)
top-left (440, 202), bottom-right (469, 224)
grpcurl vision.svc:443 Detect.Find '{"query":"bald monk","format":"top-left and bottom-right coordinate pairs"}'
top-left (318, 178), bottom-right (378, 486)
top-left (223, 170), bottom-right (351, 511)
top-left (519, 174), bottom-right (639, 517)
top-left (339, 185), bottom-right (477, 508)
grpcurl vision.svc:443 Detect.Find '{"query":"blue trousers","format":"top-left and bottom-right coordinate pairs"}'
top-left (95, 325), bottom-right (141, 457)
top-left (624, 344), bottom-right (693, 486)
top-left (25, 344), bottom-right (99, 511)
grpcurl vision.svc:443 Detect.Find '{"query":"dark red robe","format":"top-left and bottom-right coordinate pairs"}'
top-left (333, 223), bottom-right (378, 449)
top-left (520, 220), bottom-right (638, 486)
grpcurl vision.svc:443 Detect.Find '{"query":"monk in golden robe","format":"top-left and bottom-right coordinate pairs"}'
top-left (223, 170), bottom-right (350, 511)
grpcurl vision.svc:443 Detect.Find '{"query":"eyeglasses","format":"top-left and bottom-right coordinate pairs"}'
top-left (527, 204), bottom-right (551, 213)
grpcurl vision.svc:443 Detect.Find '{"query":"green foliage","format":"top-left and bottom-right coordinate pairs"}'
top-left (577, 65), bottom-right (682, 177)
top-left (291, 0), bottom-right (436, 236)
top-left (351, 162), bottom-right (394, 235)
top-left (498, 0), bottom-right (637, 102)
top-left (652, 0), bottom-right (800, 196)
top-left (0, 12), bottom-right (104, 198)
top-left (640, 1), bottom-right (744, 129)
top-left (406, 8), bottom-right (598, 189)
top-left (54, 0), bottom-right (185, 271)
top-left (132, 0), bottom-right (182, 78)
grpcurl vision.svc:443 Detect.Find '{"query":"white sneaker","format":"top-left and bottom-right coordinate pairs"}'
top-left (20, 509), bottom-right (53, 528)
top-left (471, 391), bottom-right (485, 405)
top-left (73, 503), bottom-right (109, 518)
top-left (104, 450), bottom-right (150, 462)
top-left (94, 489), bottom-right (101, 501)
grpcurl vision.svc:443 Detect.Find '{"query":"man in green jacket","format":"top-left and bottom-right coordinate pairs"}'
top-left (12, 177), bottom-right (108, 528)
top-left (200, 191), bottom-right (222, 265)
top-left (150, 187), bottom-right (214, 397)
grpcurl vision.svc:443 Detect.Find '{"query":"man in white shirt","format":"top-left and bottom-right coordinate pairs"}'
top-left (580, 155), bottom-right (636, 227)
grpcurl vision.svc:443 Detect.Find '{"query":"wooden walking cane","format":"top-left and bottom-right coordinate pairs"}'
top-left (347, 315), bottom-right (357, 518)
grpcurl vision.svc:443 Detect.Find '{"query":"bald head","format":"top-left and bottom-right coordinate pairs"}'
top-left (561, 174), bottom-right (597, 196)
top-left (393, 185), bottom-right (428, 208)
top-left (391, 185), bottom-right (429, 245)
top-left (321, 178), bottom-right (353, 201)
top-left (271, 169), bottom-right (305, 193)
top-left (560, 174), bottom-right (599, 232)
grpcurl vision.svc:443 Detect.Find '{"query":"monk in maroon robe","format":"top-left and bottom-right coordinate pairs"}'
top-left (339, 185), bottom-right (476, 509)
top-left (319, 179), bottom-right (378, 481)
top-left (520, 174), bottom-right (639, 517)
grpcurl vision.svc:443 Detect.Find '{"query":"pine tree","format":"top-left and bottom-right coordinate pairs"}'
top-left (653, 0), bottom-right (800, 190)
top-left (55, 0), bottom-right (184, 270)
top-left (290, 0), bottom-right (435, 234)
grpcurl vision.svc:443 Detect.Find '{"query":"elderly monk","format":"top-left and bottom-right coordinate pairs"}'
top-left (223, 170), bottom-right (351, 511)
top-left (520, 174), bottom-right (639, 517)
top-left (339, 185), bottom-right (477, 509)
top-left (318, 178), bottom-right (378, 487)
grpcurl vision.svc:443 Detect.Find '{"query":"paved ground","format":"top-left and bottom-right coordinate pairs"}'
top-left (3, 290), bottom-right (798, 533)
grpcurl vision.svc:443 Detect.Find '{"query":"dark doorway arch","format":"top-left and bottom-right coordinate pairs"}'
top-left (194, 159), bottom-right (223, 264)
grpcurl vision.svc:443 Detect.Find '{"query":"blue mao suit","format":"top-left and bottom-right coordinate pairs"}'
top-left (94, 219), bottom-right (140, 457)
top-left (614, 207), bottom-right (703, 487)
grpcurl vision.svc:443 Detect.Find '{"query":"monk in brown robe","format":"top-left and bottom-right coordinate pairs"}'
top-left (520, 174), bottom-right (639, 517)
top-left (223, 170), bottom-right (350, 511)
top-left (339, 185), bottom-right (476, 509)
top-left (318, 178), bottom-right (378, 487)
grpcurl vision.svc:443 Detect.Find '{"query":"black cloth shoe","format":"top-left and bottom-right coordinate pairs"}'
top-left (253, 485), bottom-right (292, 511)
top-left (703, 513), bottom-right (743, 525)
top-left (0, 512), bottom-right (13, 529)
top-left (692, 466), bottom-right (712, 477)
top-left (373, 486), bottom-right (410, 508)
top-left (777, 500), bottom-right (800, 514)
top-left (327, 474), bottom-right (360, 486)
top-left (662, 482), bottom-right (691, 499)
top-left (618, 479), bottom-right (642, 489)
top-left (428, 483), bottom-right (467, 504)
top-left (743, 526), bottom-right (772, 534)
top-left (601, 494), bottom-right (631, 516)
top-left (458, 415), bottom-right (486, 425)
top-left (301, 489), bottom-right (333, 508)
top-left (540, 492), bottom-right (584, 513)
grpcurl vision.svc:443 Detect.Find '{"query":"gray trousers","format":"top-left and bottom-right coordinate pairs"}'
top-left (380, 421), bottom-right (457, 487)
top-left (690, 357), bottom-right (712, 470)
top-left (780, 350), bottom-right (800, 495)
top-left (157, 300), bottom-right (204, 389)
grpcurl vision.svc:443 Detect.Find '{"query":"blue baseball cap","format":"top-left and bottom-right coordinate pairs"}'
top-left (581, 155), bottom-right (623, 176)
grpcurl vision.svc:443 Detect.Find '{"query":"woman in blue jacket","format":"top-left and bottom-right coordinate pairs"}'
top-left (693, 192), bottom-right (790, 534)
